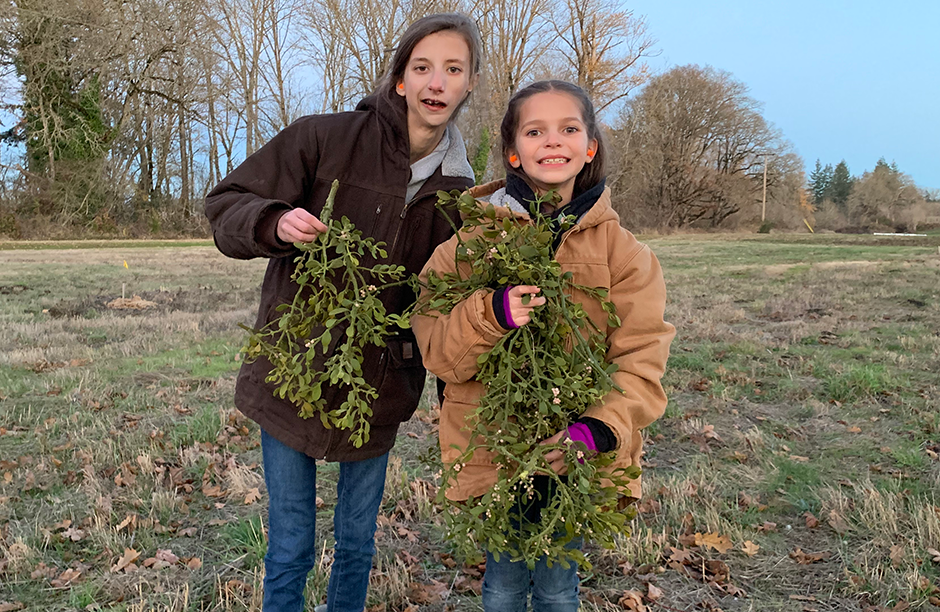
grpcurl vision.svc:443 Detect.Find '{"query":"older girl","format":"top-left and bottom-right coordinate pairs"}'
top-left (206, 14), bottom-right (482, 612)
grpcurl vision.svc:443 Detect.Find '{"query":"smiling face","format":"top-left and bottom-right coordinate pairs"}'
top-left (507, 91), bottom-right (598, 206)
top-left (397, 30), bottom-right (474, 136)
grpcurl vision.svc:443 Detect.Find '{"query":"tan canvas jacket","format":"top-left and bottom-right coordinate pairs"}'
top-left (412, 181), bottom-right (675, 500)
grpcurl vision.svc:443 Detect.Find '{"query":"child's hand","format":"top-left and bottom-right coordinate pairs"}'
top-left (507, 285), bottom-right (546, 326)
top-left (540, 430), bottom-right (568, 475)
top-left (277, 208), bottom-right (329, 243)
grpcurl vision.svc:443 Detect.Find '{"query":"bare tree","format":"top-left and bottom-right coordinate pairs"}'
top-left (612, 64), bottom-right (791, 229)
top-left (550, 0), bottom-right (655, 113)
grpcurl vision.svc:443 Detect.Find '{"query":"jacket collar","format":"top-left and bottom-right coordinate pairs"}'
top-left (476, 179), bottom-right (619, 231)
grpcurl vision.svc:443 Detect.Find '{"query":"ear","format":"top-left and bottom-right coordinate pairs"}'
top-left (585, 137), bottom-right (599, 163)
top-left (507, 149), bottom-right (521, 168)
top-left (396, 80), bottom-right (406, 98)
top-left (467, 73), bottom-right (480, 95)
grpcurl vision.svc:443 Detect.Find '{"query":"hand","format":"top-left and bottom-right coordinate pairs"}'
top-left (277, 208), bottom-right (328, 243)
top-left (540, 430), bottom-right (568, 475)
top-left (507, 285), bottom-right (546, 326)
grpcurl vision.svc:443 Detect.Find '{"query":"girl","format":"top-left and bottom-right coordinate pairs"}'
top-left (205, 14), bottom-right (482, 612)
top-left (412, 80), bottom-right (675, 611)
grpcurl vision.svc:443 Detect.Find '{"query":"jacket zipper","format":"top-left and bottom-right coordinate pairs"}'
top-left (388, 196), bottom-right (418, 257)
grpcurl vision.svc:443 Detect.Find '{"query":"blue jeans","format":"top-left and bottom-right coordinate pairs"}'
top-left (481, 543), bottom-right (582, 612)
top-left (261, 429), bottom-right (388, 612)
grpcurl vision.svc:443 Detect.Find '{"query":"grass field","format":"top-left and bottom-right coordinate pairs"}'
top-left (0, 233), bottom-right (938, 611)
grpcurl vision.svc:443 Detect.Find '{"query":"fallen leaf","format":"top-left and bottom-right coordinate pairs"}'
top-left (890, 544), bottom-right (905, 567)
top-left (617, 590), bottom-right (647, 611)
top-left (111, 548), bottom-right (140, 573)
top-left (185, 557), bottom-right (203, 570)
top-left (667, 547), bottom-right (694, 564)
top-left (50, 567), bottom-right (82, 588)
top-left (244, 487), bottom-right (261, 505)
top-left (846, 426), bottom-right (862, 433)
top-left (695, 532), bottom-right (733, 554)
top-left (61, 527), bottom-right (85, 542)
top-left (0, 602), bottom-right (25, 611)
top-left (116, 514), bottom-right (137, 532)
top-left (828, 509), bottom-right (850, 534)
top-left (646, 583), bottom-right (663, 601)
top-left (397, 526), bottom-right (419, 543)
top-left (741, 541), bottom-right (760, 557)
top-left (804, 512), bottom-right (819, 528)
top-left (789, 455), bottom-right (810, 463)
top-left (406, 579), bottom-right (449, 604)
top-left (789, 548), bottom-right (831, 565)
top-left (756, 521), bottom-right (778, 532)
top-left (30, 563), bottom-right (57, 580)
top-left (156, 549), bottom-right (179, 564)
top-left (178, 527), bottom-right (198, 537)
top-left (202, 483), bottom-right (225, 498)
top-left (927, 547), bottom-right (940, 563)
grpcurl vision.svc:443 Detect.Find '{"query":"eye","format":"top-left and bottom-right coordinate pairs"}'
top-left (413, 64), bottom-right (428, 73)
top-left (447, 66), bottom-right (463, 74)
top-left (525, 129), bottom-right (541, 137)
top-left (564, 126), bottom-right (580, 134)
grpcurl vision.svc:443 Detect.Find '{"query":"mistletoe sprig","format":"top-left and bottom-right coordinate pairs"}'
top-left (241, 180), bottom-right (415, 448)
top-left (420, 189), bottom-right (638, 569)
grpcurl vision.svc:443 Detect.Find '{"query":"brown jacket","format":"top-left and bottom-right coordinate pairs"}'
top-left (205, 92), bottom-right (473, 462)
top-left (412, 181), bottom-right (675, 499)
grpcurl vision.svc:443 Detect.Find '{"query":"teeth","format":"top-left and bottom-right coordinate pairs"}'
top-left (540, 158), bottom-right (567, 164)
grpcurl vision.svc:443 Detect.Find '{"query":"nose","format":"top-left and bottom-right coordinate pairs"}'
top-left (545, 129), bottom-right (562, 146)
top-left (428, 69), bottom-right (444, 92)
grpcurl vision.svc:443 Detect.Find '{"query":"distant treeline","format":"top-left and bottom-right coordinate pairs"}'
top-left (0, 0), bottom-right (934, 238)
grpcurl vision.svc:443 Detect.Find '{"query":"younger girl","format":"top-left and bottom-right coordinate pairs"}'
top-left (412, 80), bottom-right (675, 610)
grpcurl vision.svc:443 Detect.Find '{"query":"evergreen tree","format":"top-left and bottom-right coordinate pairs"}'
top-left (829, 160), bottom-right (854, 211)
top-left (809, 159), bottom-right (833, 205)
top-left (471, 127), bottom-right (490, 185)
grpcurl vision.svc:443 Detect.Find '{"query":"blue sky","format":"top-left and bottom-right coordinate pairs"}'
top-left (630, 0), bottom-right (939, 190)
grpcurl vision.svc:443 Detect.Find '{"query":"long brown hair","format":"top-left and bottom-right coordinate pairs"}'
top-left (501, 80), bottom-right (607, 196)
top-left (377, 13), bottom-right (483, 119)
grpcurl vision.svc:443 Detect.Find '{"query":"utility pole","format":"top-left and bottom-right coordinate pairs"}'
top-left (759, 153), bottom-right (777, 223)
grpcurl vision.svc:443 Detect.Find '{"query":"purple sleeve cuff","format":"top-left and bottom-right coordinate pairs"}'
top-left (566, 422), bottom-right (597, 458)
top-left (492, 286), bottom-right (519, 330)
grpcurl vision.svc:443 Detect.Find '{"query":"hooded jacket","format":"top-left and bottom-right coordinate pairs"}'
top-left (205, 92), bottom-right (474, 462)
top-left (411, 180), bottom-right (675, 500)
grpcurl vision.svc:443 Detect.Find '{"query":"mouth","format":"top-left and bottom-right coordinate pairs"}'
top-left (538, 157), bottom-right (569, 165)
top-left (422, 98), bottom-right (448, 110)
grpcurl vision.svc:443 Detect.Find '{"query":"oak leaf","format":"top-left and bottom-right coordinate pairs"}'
top-left (695, 532), bottom-right (733, 554)
top-left (111, 548), bottom-right (141, 573)
top-left (50, 567), bottom-right (81, 588)
top-left (244, 487), bottom-right (261, 505)
top-left (741, 541), bottom-right (760, 556)
top-left (789, 548), bottom-right (831, 565)
top-left (617, 590), bottom-right (646, 611)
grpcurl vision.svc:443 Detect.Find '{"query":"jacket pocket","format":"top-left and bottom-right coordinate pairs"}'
top-left (370, 333), bottom-right (427, 427)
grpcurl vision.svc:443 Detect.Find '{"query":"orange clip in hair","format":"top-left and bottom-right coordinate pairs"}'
top-left (509, 154), bottom-right (518, 164)
top-left (587, 148), bottom-right (595, 157)
top-left (397, 83), bottom-right (405, 91)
